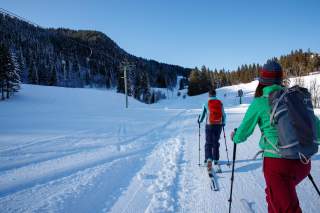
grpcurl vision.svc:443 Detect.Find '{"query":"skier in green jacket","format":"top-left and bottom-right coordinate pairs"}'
top-left (230, 60), bottom-right (320, 213)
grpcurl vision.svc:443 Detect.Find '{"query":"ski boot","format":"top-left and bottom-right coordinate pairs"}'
top-left (206, 159), bottom-right (212, 172)
top-left (214, 160), bottom-right (222, 173)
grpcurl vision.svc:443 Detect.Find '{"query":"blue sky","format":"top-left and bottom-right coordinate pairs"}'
top-left (2, 0), bottom-right (320, 70)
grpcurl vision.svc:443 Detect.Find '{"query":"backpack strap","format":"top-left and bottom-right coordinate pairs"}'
top-left (252, 150), bottom-right (264, 160)
top-left (261, 132), bottom-right (281, 156)
top-left (264, 149), bottom-right (279, 155)
top-left (263, 133), bottom-right (311, 164)
top-left (262, 133), bottom-right (280, 152)
top-left (278, 141), bottom-right (299, 149)
top-left (298, 152), bottom-right (310, 164)
top-left (270, 88), bottom-right (289, 125)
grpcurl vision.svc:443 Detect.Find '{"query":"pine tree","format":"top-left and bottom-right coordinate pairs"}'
top-left (117, 68), bottom-right (125, 94)
top-left (187, 68), bottom-right (200, 96)
top-left (8, 49), bottom-right (21, 94)
top-left (139, 70), bottom-right (151, 103)
top-left (28, 62), bottom-right (39, 84)
top-left (0, 45), bottom-right (6, 100)
top-left (49, 67), bottom-right (57, 86)
top-left (0, 45), bottom-right (21, 99)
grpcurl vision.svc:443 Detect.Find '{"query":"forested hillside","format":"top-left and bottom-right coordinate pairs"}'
top-left (0, 11), bottom-right (190, 103)
top-left (1, 10), bottom-right (319, 102)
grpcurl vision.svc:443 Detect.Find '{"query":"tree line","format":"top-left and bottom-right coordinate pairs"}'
top-left (188, 50), bottom-right (320, 96)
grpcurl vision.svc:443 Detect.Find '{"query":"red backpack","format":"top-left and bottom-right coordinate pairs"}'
top-left (208, 99), bottom-right (222, 124)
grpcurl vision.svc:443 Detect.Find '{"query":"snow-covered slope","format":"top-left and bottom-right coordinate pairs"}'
top-left (0, 74), bottom-right (319, 213)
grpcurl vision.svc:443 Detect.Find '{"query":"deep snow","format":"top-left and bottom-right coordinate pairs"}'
top-left (0, 75), bottom-right (319, 213)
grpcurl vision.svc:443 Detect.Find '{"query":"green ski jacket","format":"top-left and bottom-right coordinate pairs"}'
top-left (233, 84), bottom-right (320, 158)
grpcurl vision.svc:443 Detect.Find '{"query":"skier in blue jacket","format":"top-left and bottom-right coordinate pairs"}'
top-left (198, 88), bottom-right (226, 172)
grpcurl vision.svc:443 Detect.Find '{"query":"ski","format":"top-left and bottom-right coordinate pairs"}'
top-left (240, 199), bottom-right (255, 213)
top-left (208, 169), bottom-right (219, 191)
top-left (201, 163), bottom-right (225, 171)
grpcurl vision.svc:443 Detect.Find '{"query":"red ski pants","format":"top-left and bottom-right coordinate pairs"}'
top-left (263, 157), bottom-right (311, 213)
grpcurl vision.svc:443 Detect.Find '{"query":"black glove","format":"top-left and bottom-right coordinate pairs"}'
top-left (231, 128), bottom-right (237, 141)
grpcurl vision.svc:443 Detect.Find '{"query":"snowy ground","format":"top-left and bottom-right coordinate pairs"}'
top-left (0, 76), bottom-right (320, 213)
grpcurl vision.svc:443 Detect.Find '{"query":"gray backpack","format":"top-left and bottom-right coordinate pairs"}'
top-left (267, 85), bottom-right (319, 162)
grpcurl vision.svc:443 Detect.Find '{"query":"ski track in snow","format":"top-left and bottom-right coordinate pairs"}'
top-left (0, 106), bottom-right (188, 213)
top-left (108, 111), bottom-right (190, 213)
top-left (1, 79), bottom-right (320, 213)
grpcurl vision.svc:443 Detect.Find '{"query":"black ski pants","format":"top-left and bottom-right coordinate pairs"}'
top-left (205, 124), bottom-right (222, 161)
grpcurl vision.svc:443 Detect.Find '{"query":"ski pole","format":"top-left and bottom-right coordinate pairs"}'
top-left (222, 126), bottom-right (230, 167)
top-left (308, 174), bottom-right (320, 197)
top-left (228, 142), bottom-right (237, 213)
top-left (198, 115), bottom-right (201, 167)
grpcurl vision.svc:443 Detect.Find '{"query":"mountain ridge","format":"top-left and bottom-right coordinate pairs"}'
top-left (0, 10), bottom-right (191, 103)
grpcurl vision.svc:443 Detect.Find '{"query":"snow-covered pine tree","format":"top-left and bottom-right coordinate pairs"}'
top-left (140, 70), bottom-right (152, 104)
top-left (0, 45), bottom-right (6, 100)
top-left (128, 67), bottom-right (136, 97)
top-left (6, 49), bottom-right (21, 98)
top-left (0, 45), bottom-right (21, 100)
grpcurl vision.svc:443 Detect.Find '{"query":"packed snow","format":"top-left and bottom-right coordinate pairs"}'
top-left (0, 75), bottom-right (320, 213)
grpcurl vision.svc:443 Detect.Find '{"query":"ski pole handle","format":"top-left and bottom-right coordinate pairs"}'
top-left (231, 128), bottom-right (237, 141)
